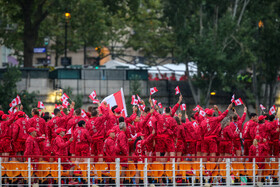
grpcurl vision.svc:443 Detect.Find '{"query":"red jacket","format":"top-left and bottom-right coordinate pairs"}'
top-left (103, 137), bottom-right (116, 161)
top-left (250, 123), bottom-right (267, 140)
top-left (134, 134), bottom-right (154, 160)
top-left (182, 122), bottom-right (197, 141)
top-left (115, 131), bottom-right (128, 155)
top-left (28, 115), bottom-right (46, 136)
top-left (73, 127), bottom-right (91, 145)
top-left (266, 121), bottom-right (279, 141)
top-left (0, 113), bottom-right (16, 139)
top-left (24, 136), bottom-right (41, 156)
top-left (52, 135), bottom-right (71, 156)
top-left (194, 112), bottom-right (205, 124)
top-left (12, 117), bottom-right (30, 141)
top-left (86, 106), bottom-right (109, 139)
top-left (242, 120), bottom-right (257, 140)
top-left (249, 143), bottom-right (269, 162)
top-left (138, 113), bottom-right (151, 136)
top-left (46, 109), bottom-right (74, 141)
top-left (176, 125), bottom-right (187, 141)
top-left (229, 112), bottom-right (246, 140)
top-left (156, 112), bottom-right (177, 138)
top-left (200, 110), bottom-right (229, 139)
top-left (106, 115), bottom-right (120, 131)
top-left (170, 103), bottom-right (179, 117)
top-left (67, 116), bottom-right (86, 131)
top-left (219, 125), bottom-right (238, 141)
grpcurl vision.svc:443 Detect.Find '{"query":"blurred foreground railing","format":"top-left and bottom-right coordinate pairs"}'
top-left (0, 156), bottom-right (279, 186)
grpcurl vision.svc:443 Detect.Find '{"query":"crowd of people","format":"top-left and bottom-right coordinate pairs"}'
top-left (0, 94), bottom-right (279, 185)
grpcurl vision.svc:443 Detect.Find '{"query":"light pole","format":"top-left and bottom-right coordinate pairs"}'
top-left (64, 12), bottom-right (71, 58)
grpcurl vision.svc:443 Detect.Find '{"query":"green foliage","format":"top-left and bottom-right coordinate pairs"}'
top-left (62, 87), bottom-right (83, 109)
top-left (0, 66), bottom-right (22, 112)
top-left (18, 90), bottom-right (39, 116)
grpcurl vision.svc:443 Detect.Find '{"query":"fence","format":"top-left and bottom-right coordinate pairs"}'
top-left (0, 156), bottom-right (279, 186)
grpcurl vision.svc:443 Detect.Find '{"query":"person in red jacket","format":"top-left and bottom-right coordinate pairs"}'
top-left (12, 111), bottom-right (30, 158)
top-left (24, 128), bottom-right (41, 169)
top-left (250, 115), bottom-right (267, 143)
top-left (46, 102), bottom-right (75, 142)
top-left (87, 102), bottom-right (109, 162)
top-left (73, 120), bottom-right (92, 162)
top-left (242, 113), bottom-right (258, 156)
top-left (103, 129), bottom-right (116, 162)
top-left (133, 131), bottom-right (155, 184)
top-left (0, 110), bottom-right (17, 163)
top-left (106, 106), bottom-right (122, 131)
top-left (67, 108), bottom-right (86, 159)
top-left (183, 114), bottom-right (198, 160)
top-left (200, 103), bottom-right (232, 162)
top-left (175, 116), bottom-right (186, 162)
top-left (169, 72), bottom-right (177, 81)
top-left (229, 106), bottom-right (247, 159)
top-left (52, 128), bottom-right (77, 185)
top-left (218, 117), bottom-right (238, 157)
top-left (249, 135), bottom-right (269, 182)
top-left (266, 115), bottom-right (279, 156)
top-left (115, 122), bottom-right (128, 182)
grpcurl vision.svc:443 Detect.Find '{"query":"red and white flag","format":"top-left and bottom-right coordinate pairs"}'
top-left (231, 94), bottom-right (235, 103)
top-left (51, 113), bottom-right (55, 117)
top-left (152, 99), bottom-right (157, 105)
top-left (150, 87), bottom-right (158, 95)
top-left (180, 104), bottom-right (186, 111)
top-left (81, 109), bottom-right (87, 118)
top-left (89, 90), bottom-right (97, 101)
top-left (269, 105), bottom-right (276, 115)
top-left (92, 99), bottom-right (99, 104)
top-left (131, 95), bottom-right (138, 105)
top-left (138, 104), bottom-right (145, 111)
top-left (61, 93), bottom-right (69, 102)
top-left (234, 98), bottom-right (243, 106)
top-left (158, 102), bottom-right (163, 108)
top-left (163, 107), bottom-right (166, 114)
top-left (66, 128), bottom-right (71, 135)
top-left (193, 105), bottom-right (201, 111)
top-left (260, 104), bottom-right (266, 110)
top-left (62, 100), bottom-right (69, 108)
top-left (55, 104), bottom-right (60, 109)
top-left (199, 110), bottom-right (206, 117)
top-left (9, 95), bottom-right (21, 107)
top-left (101, 88), bottom-right (127, 117)
top-left (175, 86), bottom-right (180, 95)
top-left (137, 95), bottom-right (142, 103)
top-left (8, 107), bottom-right (17, 114)
top-left (25, 114), bottom-right (29, 120)
top-left (37, 101), bottom-right (45, 109)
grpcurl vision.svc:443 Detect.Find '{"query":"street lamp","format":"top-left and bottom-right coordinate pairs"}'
top-left (64, 12), bottom-right (71, 58)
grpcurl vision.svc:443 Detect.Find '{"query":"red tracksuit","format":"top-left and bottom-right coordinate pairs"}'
top-left (87, 106), bottom-right (109, 155)
top-left (12, 117), bottom-right (30, 152)
top-left (154, 111), bottom-right (177, 153)
top-left (73, 127), bottom-right (92, 156)
top-left (28, 115), bottom-right (46, 137)
top-left (0, 114), bottom-right (16, 153)
top-left (141, 113), bottom-right (153, 152)
top-left (229, 112), bottom-right (246, 151)
top-left (176, 125), bottom-right (187, 153)
top-left (24, 136), bottom-right (41, 157)
top-left (67, 115), bottom-right (86, 154)
top-left (266, 120), bottom-right (280, 155)
top-left (250, 123), bottom-right (267, 141)
top-left (249, 143), bottom-right (269, 169)
top-left (200, 109), bottom-right (229, 153)
top-left (115, 131), bottom-right (129, 167)
top-left (242, 120), bottom-right (258, 155)
top-left (133, 134), bottom-right (154, 162)
top-left (103, 137), bottom-right (116, 162)
top-left (52, 135), bottom-right (73, 170)
top-left (46, 109), bottom-right (74, 142)
top-left (218, 126), bottom-right (238, 154)
top-left (183, 121), bottom-right (197, 154)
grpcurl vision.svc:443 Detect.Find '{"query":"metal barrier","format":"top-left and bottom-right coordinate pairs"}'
top-left (0, 156), bottom-right (279, 186)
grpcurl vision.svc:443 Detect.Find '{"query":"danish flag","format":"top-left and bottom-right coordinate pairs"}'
top-left (89, 90), bottom-right (97, 101)
top-left (175, 86), bottom-right (180, 95)
top-left (150, 87), bottom-right (158, 95)
top-left (180, 104), bottom-right (186, 111)
top-left (37, 101), bottom-right (45, 109)
top-left (158, 102), bottom-right (163, 108)
top-left (269, 105), bottom-right (276, 115)
top-left (234, 98), bottom-right (243, 106)
top-left (260, 104), bottom-right (266, 110)
top-left (231, 94), bottom-right (235, 103)
top-left (61, 93), bottom-right (69, 102)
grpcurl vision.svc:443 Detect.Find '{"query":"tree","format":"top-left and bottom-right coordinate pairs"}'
top-left (0, 0), bottom-right (57, 67)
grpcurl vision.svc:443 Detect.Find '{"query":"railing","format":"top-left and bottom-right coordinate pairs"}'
top-left (0, 156), bottom-right (279, 186)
